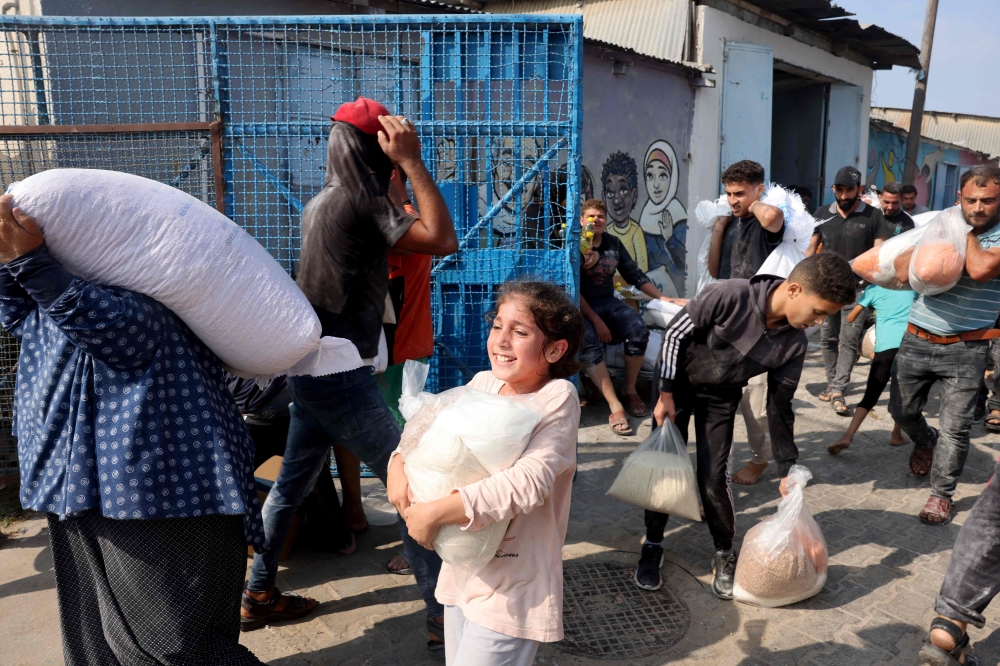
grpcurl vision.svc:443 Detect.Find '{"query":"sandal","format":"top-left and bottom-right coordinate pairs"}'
top-left (385, 553), bottom-right (413, 576)
top-left (986, 412), bottom-right (1000, 434)
top-left (831, 395), bottom-right (850, 416)
top-left (919, 496), bottom-right (954, 526)
top-left (818, 387), bottom-right (834, 402)
top-left (623, 392), bottom-right (648, 418)
top-left (609, 410), bottom-right (633, 436)
top-left (427, 615), bottom-right (445, 656)
top-left (919, 617), bottom-right (979, 665)
top-left (240, 587), bottom-right (318, 632)
top-left (910, 446), bottom-right (935, 476)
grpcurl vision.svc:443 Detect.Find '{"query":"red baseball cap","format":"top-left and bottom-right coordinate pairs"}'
top-left (332, 97), bottom-right (391, 135)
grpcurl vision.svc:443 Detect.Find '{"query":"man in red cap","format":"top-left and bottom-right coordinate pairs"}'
top-left (242, 97), bottom-right (457, 655)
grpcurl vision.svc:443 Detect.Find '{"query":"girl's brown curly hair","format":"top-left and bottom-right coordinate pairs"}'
top-left (486, 280), bottom-right (584, 379)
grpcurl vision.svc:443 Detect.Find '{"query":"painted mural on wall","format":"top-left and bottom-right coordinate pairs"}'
top-left (866, 128), bottom-right (995, 209)
top-left (595, 142), bottom-right (687, 298)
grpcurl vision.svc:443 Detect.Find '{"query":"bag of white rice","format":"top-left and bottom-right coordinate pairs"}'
top-left (606, 422), bottom-right (701, 522)
top-left (6, 169), bottom-right (363, 378)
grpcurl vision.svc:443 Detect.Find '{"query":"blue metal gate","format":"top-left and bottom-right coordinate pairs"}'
top-left (0, 15), bottom-right (583, 481)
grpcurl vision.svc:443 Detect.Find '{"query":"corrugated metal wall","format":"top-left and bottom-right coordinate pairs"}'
top-left (487, 0), bottom-right (689, 65)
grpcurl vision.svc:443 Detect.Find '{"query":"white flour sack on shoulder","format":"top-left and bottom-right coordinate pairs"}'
top-left (6, 169), bottom-right (363, 378)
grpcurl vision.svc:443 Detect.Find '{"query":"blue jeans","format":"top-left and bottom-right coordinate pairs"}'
top-left (247, 367), bottom-right (443, 618)
top-left (889, 333), bottom-right (989, 499)
top-left (580, 296), bottom-right (650, 368)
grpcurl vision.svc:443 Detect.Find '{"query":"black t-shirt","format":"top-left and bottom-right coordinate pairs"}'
top-left (580, 233), bottom-right (652, 302)
top-left (728, 214), bottom-right (784, 279)
top-left (718, 218), bottom-right (740, 279)
top-left (812, 201), bottom-right (892, 262)
top-left (884, 209), bottom-right (915, 237)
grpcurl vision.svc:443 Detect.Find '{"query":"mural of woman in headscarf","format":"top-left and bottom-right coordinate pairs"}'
top-left (639, 140), bottom-right (688, 297)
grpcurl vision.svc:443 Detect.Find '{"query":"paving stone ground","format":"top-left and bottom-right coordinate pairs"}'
top-left (2, 350), bottom-right (1000, 665)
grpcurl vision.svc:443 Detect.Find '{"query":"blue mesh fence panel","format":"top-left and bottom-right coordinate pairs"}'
top-left (0, 16), bottom-right (583, 481)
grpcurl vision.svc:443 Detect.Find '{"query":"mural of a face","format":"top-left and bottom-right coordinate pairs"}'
top-left (645, 159), bottom-right (671, 206)
top-left (601, 152), bottom-right (638, 227)
top-left (436, 137), bottom-right (458, 181)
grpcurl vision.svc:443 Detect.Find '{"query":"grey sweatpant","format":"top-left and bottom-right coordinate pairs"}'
top-left (445, 605), bottom-right (540, 666)
top-left (730, 373), bottom-right (769, 467)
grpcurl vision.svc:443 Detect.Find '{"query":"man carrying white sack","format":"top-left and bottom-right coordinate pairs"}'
top-left (705, 160), bottom-right (785, 486)
top-left (888, 166), bottom-right (1000, 527)
top-left (242, 97), bottom-right (459, 653)
top-left (0, 195), bottom-right (266, 665)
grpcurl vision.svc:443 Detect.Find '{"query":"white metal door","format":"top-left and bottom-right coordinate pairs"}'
top-left (822, 83), bottom-right (864, 205)
top-left (720, 42), bottom-right (773, 189)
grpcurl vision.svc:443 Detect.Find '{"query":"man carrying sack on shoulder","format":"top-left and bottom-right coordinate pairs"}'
top-left (889, 165), bottom-right (1000, 526)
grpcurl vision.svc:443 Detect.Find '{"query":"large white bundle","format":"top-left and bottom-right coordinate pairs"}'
top-left (6, 169), bottom-right (362, 378)
top-left (398, 362), bottom-right (545, 575)
top-left (755, 184), bottom-right (815, 279)
top-left (693, 195), bottom-right (732, 295)
top-left (606, 422), bottom-right (701, 522)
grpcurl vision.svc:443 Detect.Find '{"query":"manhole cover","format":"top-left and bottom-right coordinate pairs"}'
top-left (557, 560), bottom-right (689, 659)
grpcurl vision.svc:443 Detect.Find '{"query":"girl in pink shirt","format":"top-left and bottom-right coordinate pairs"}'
top-left (387, 281), bottom-right (583, 665)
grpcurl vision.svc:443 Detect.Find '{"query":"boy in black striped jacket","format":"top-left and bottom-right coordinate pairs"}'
top-left (634, 253), bottom-right (857, 598)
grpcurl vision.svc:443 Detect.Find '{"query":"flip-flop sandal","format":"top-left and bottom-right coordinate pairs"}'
top-left (831, 395), bottom-right (850, 416)
top-left (427, 615), bottom-right (445, 656)
top-left (240, 588), bottom-right (317, 632)
top-left (919, 496), bottom-right (954, 526)
top-left (919, 617), bottom-right (979, 665)
top-left (609, 410), bottom-right (633, 436)
top-left (623, 392), bottom-right (648, 418)
top-left (986, 414), bottom-right (1000, 434)
top-left (910, 446), bottom-right (934, 476)
top-left (384, 554), bottom-right (413, 576)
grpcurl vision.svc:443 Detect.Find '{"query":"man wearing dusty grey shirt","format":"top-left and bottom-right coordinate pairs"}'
top-left (242, 97), bottom-right (458, 654)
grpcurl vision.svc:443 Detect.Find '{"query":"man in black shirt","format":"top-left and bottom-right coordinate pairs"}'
top-left (880, 181), bottom-right (915, 236)
top-left (580, 199), bottom-right (680, 434)
top-left (705, 160), bottom-right (786, 485)
top-left (807, 166), bottom-right (891, 415)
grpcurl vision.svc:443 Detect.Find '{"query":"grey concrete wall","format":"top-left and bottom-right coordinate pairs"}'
top-left (582, 49), bottom-right (695, 297)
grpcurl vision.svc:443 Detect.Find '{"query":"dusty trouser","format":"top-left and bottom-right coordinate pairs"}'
top-left (730, 373), bottom-right (769, 467)
top-left (889, 333), bottom-right (988, 499)
top-left (821, 301), bottom-right (867, 394)
top-left (935, 457), bottom-right (1000, 627)
top-left (645, 380), bottom-right (743, 552)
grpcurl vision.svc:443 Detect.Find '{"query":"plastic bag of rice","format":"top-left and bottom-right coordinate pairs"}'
top-left (606, 422), bottom-right (701, 522)
top-left (733, 465), bottom-right (828, 608)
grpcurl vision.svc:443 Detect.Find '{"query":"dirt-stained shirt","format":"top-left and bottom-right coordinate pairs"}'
top-left (296, 122), bottom-right (416, 358)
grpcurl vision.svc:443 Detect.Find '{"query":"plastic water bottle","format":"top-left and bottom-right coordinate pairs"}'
top-left (579, 220), bottom-right (595, 255)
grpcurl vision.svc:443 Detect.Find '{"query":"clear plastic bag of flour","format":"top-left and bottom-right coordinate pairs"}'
top-left (606, 422), bottom-right (701, 522)
top-left (733, 465), bottom-right (828, 608)
top-left (398, 362), bottom-right (544, 580)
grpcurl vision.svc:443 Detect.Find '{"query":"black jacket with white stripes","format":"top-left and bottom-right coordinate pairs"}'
top-left (658, 275), bottom-right (807, 475)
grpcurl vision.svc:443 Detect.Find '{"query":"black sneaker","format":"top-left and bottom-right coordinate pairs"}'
top-left (633, 542), bottom-right (664, 591)
top-left (711, 551), bottom-right (737, 600)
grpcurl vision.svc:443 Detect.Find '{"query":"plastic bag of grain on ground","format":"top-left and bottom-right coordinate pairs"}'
top-left (733, 465), bottom-right (828, 608)
top-left (606, 422), bottom-right (701, 522)
top-left (908, 207), bottom-right (971, 296)
top-left (850, 224), bottom-right (928, 290)
top-left (397, 361), bottom-right (545, 576)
